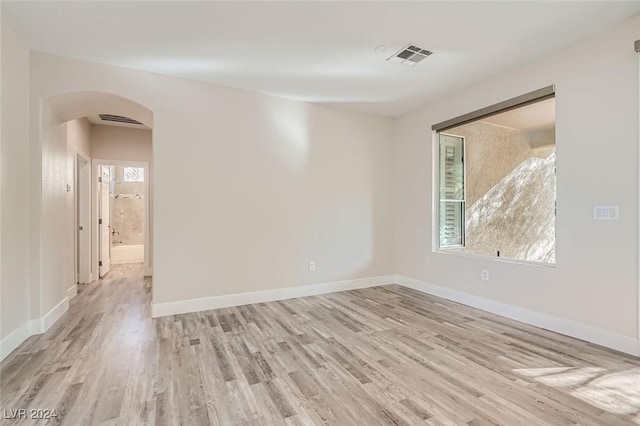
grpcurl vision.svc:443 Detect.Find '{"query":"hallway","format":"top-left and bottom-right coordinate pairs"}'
top-left (0, 265), bottom-right (153, 424)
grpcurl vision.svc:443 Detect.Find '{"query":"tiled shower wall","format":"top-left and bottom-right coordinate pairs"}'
top-left (111, 166), bottom-right (144, 246)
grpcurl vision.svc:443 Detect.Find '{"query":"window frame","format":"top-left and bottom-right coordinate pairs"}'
top-left (437, 132), bottom-right (466, 249)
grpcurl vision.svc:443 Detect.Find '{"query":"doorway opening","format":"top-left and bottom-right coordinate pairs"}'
top-left (32, 91), bottom-right (153, 332)
top-left (94, 160), bottom-right (150, 278)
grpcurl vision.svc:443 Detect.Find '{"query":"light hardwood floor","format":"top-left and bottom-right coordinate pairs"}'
top-left (1, 264), bottom-right (639, 425)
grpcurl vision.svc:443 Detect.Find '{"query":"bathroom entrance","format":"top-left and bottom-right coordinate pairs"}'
top-left (95, 160), bottom-right (150, 277)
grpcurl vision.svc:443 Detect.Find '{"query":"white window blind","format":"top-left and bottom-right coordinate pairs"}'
top-left (439, 134), bottom-right (465, 248)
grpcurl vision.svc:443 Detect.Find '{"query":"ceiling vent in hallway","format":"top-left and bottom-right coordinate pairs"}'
top-left (387, 44), bottom-right (433, 67)
top-left (98, 114), bottom-right (143, 125)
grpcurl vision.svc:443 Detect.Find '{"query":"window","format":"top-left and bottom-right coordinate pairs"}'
top-left (434, 86), bottom-right (556, 264)
top-left (123, 166), bottom-right (144, 182)
top-left (439, 134), bottom-right (465, 248)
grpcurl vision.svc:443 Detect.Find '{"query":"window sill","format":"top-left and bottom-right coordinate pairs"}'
top-left (433, 248), bottom-right (556, 269)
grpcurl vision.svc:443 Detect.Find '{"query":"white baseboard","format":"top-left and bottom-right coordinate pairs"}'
top-left (77, 274), bottom-right (93, 285)
top-left (66, 284), bottom-right (77, 300)
top-left (151, 275), bottom-right (396, 318)
top-left (4, 275), bottom-right (635, 361)
top-left (144, 267), bottom-right (153, 277)
top-left (396, 275), bottom-right (640, 357)
top-left (33, 296), bottom-right (69, 334)
top-left (0, 321), bottom-right (33, 361)
top-left (1, 297), bottom-right (70, 362)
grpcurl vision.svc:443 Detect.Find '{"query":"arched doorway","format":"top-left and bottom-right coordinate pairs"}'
top-left (35, 91), bottom-right (154, 326)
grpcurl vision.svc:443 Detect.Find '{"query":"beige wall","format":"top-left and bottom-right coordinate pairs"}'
top-left (41, 118), bottom-right (70, 315)
top-left (1, 21), bottom-right (31, 343)
top-left (394, 16), bottom-right (639, 339)
top-left (67, 118), bottom-right (91, 156)
top-left (91, 125), bottom-right (152, 163)
top-left (29, 52), bottom-right (395, 310)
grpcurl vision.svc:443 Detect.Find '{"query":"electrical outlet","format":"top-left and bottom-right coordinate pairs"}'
top-left (481, 269), bottom-right (489, 281)
top-left (309, 261), bottom-right (316, 272)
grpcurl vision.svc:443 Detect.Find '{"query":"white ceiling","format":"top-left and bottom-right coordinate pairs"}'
top-left (3, 2), bottom-right (639, 117)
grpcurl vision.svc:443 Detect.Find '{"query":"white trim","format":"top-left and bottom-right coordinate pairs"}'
top-left (35, 297), bottom-right (69, 334)
top-left (76, 147), bottom-right (90, 163)
top-left (431, 130), bottom-right (439, 252)
top-left (144, 267), bottom-right (153, 277)
top-left (0, 296), bottom-right (70, 361)
top-left (151, 275), bottom-right (396, 318)
top-left (76, 148), bottom-right (92, 284)
top-left (0, 321), bottom-right (33, 361)
top-left (433, 249), bottom-right (556, 269)
top-left (636, 51), bottom-right (640, 356)
top-left (66, 284), bottom-right (78, 300)
top-left (396, 275), bottom-right (640, 357)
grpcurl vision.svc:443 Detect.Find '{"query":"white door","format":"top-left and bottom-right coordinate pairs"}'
top-left (77, 156), bottom-right (91, 283)
top-left (99, 166), bottom-right (111, 277)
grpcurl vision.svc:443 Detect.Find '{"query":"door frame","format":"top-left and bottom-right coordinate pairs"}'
top-left (636, 42), bottom-right (640, 356)
top-left (75, 148), bottom-right (92, 284)
top-left (98, 164), bottom-right (112, 278)
top-left (92, 159), bottom-right (151, 277)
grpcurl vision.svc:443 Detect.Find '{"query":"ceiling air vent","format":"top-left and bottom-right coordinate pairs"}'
top-left (387, 44), bottom-right (433, 67)
top-left (98, 114), bottom-right (143, 125)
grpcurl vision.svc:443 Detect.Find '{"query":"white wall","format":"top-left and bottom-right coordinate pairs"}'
top-left (1, 21), bottom-right (31, 347)
top-left (29, 52), bottom-right (395, 313)
top-left (394, 16), bottom-right (639, 343)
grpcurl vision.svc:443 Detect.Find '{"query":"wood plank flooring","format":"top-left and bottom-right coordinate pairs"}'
top-left (1, 264), bottom-right (639, 425)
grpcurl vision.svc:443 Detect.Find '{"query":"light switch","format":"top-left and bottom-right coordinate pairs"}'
top-left (66, 183), bottom-right (72, 192)
top-left (593, 205), bottom-right (619, 220)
